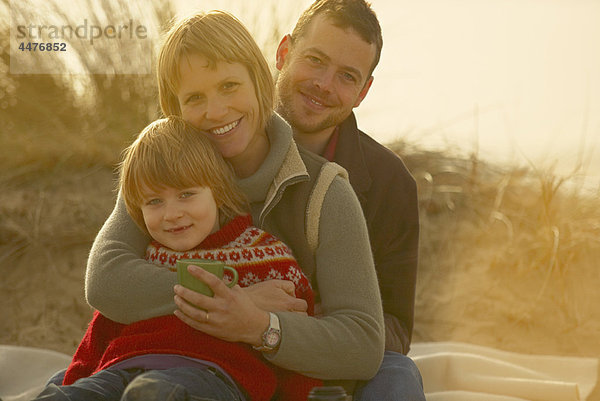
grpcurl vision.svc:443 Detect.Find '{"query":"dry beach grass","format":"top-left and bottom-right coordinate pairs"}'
top-left (2, 139), bottom-right (600, 399)
top-left (3, 142), bottom-right (600, 362)
top-left (1, 0), bottom-right (599, 398)
top-left (395, 144), bottom-right (600, 358)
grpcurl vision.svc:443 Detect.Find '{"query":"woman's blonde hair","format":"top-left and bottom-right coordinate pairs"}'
top-left (157, 11), bottom-right (274, 130)
top-left (119, 116), bottom-right (248, 232)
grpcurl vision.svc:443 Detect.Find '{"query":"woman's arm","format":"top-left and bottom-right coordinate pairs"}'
top-left (85, 193), bottom-right (177, 323)
top-left (266, 176), bottom-right (385, 379)
top-left (173, 177), bottom-right (385, 379)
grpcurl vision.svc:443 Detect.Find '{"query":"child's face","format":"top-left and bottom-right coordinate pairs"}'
top-left (140, 185), bottom-right (219, 251)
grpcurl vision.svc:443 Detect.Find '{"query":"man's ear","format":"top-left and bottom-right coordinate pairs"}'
top-left (276, 35), bottom-right (292, 71)
top-left (354, 76), bottom-right (374, 108)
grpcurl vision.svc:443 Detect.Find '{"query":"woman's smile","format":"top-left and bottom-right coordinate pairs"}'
top-left (209, 118), bottom-right (242, 136)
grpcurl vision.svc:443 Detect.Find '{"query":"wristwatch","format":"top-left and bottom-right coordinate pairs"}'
top-left (253, 312), bottom-right (281, 353)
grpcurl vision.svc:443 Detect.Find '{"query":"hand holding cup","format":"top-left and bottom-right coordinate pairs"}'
top-left (176, 259), bottom-right (238, 297)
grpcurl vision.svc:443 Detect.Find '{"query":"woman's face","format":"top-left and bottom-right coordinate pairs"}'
top-left (177, 54), bottom-right (264, 165)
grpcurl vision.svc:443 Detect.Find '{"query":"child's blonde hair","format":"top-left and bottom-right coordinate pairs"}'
top-left (157, 10), bottom-right (274, 129)
top-left (119, 116), bottom-right (248, 232)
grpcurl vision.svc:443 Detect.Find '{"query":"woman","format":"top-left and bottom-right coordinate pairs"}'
top-left (85, 10), bottom-right (384, 398)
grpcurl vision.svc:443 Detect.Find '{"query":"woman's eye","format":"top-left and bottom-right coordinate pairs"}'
top-left (308, 56), bottom-right (321, 64)
top-left (185, 94), bottom-right (203, 104)
top-left (222, 81), bottom-right (239, 91)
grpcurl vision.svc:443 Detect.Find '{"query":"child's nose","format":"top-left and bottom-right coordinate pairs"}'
top-left (164, 203), bottom-right (183, 221)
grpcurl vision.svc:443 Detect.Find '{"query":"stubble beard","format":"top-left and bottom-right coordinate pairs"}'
top-left (276, 72), bottom-right (344, 136)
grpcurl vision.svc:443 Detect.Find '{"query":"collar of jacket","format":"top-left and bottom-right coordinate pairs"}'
top-left (260, 113), bottom-right (310, 226)
top-left (336, 112), bottom-right (372, 201)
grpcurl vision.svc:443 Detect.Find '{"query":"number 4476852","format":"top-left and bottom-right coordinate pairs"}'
top-left (18, 42), bottom-right (67, 52)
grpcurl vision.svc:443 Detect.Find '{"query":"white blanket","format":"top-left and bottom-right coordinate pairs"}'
top-left (0, 345), bottom-right (71, 401)
top-left (409, 342), bottom-right (598, 401)
top-left (1, 342), bottom-right (597, 400)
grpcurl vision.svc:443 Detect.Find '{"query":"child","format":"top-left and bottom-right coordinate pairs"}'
top-left (35, 116), bottom-right (320, 401)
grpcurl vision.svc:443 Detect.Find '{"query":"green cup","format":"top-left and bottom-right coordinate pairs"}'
top-left (176, 259), bottom-right (238, 297)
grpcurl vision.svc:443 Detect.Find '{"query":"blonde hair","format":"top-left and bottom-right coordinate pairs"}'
top-left (157, 11), bottom-right (273, 130)
top-left (119, 116), bottom-right (248, 232)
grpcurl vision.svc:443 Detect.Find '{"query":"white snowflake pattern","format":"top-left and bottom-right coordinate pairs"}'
top-left (266, 269), bottom-right (284, 280)
top-left (240, 272), bottom-right (261, 287)
top-left (285, 266), bottom-right (302, 284)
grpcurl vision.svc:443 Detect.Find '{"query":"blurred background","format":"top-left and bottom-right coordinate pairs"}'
top-left (4, 0), bottom-right (600, 188)
top-left (1, 2), bottom-right (599, 393)
top-left (175, 0), bottom-right (600, 191)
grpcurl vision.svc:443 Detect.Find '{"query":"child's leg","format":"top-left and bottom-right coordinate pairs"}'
top-left (121, 367), bottom-right (244, 401)
top-left (45, 369), bottom-right (67, 386)
top-left (33, 368), bottom-right (143, 401)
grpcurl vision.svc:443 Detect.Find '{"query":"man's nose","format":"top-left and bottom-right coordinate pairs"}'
top-left (313, 68), bottom-right (335, 92)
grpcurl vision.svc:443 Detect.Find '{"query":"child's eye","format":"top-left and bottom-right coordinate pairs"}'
top-left (179, 191), bottom-right (195, 199)
top-left (146, 198), bottom-right (162, 206)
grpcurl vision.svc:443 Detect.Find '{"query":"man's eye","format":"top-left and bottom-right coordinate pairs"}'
top-left (341, 72), bottom-right (356, 82)
top-left (307, 56), bottom-right (321, 64)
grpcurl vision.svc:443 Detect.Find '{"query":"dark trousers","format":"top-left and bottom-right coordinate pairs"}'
top-left (33, 367), bottom-right (244, 401)
top-left (354, 351), bottom-right (426, 401)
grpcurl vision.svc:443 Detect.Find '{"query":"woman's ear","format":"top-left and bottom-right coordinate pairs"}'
top-left (276, 35), bottom-right (292, 70)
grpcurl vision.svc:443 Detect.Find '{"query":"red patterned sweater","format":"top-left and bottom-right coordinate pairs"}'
top-left (63, 215), bottom-right (321, 400)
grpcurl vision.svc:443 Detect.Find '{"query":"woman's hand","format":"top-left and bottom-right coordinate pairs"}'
top-left (173, 265), bottom-right (269, 346)
top-left (243, 280), bottom-right (308, 314)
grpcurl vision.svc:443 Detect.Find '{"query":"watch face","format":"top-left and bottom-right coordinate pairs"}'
top-left (265, 328), bottom-right (281, 347)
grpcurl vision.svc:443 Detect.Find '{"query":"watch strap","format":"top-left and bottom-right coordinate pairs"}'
top-left (252, 312), bottom-right (281, 352)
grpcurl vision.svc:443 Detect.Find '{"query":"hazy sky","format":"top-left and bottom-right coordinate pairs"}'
top-left (360, 1), bottom-right (600, 177)
top-left (178, 0), bottom-right (600, 187)
top-left (9, 0), bottom-right (599, 186)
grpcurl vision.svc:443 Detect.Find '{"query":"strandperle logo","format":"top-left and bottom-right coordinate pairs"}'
top-left (15, 19), bottom-right (148, 45)
top-left (9, 0), bottom-right (156, 75)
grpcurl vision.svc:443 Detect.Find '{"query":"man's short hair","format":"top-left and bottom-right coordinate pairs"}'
top-left (291, 0), bottom-right (383, 78)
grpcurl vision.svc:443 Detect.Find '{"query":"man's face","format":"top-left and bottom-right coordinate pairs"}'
top-left (276, 14), bottom-right (376, 136)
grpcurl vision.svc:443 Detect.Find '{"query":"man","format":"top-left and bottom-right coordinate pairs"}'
top-left (275, 0), bottom-right (424, 399)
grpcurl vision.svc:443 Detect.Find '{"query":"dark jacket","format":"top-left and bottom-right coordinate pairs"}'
top-left (334, 113), bottom-right (419, 354)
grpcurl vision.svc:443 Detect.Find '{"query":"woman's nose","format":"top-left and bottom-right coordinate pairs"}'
top-left (204, 96), bottom-right (228, 121)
